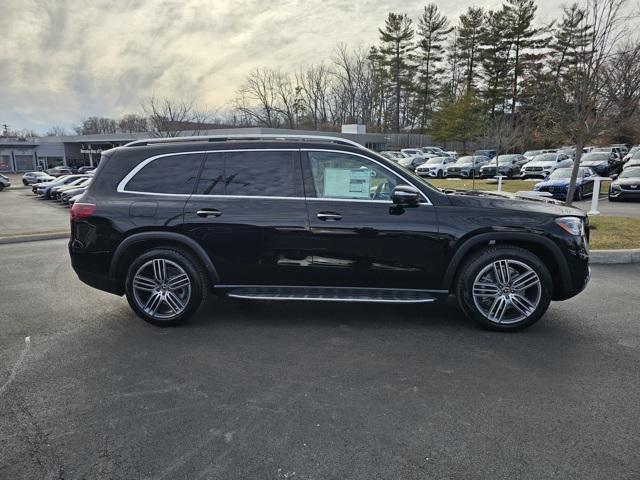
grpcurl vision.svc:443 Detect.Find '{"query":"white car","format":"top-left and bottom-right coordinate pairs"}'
top-left (22, 171), bottom-right (55, 185)
top-left (623, 159), bottom-right (640, 170)
top-left (0, 174), bottom-right (10, 191)
top-left (415, 156), bottom-right (457, 178)
top-left (622, 146), bottom-right (640, 162)
top-left (520, 153), bottom-right (571, 179)
top-left (421, 146), bottom-right (447, 157)
top-left (522, 149), bottom-right (556, 161)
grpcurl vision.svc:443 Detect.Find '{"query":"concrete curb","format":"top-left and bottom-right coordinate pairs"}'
top-left (0, 232), bottom-right (638, 264)
top-left (589, 248), bottom-right (640, 264)
top-left (0, 231), bottom-right (69, 245)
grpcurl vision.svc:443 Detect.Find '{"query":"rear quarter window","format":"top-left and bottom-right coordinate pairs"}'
top-left (124, 153), bottom-right (203, 194)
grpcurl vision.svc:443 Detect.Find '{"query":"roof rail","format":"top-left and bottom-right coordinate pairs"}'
top-left (123, 134), bottom-right (367, 150)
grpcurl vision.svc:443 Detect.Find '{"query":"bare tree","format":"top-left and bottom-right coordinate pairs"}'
top-left (234, 68), bottom-right (281, 127)
top-left (545, 0), bottom-right (629, 205)
top-left (296, 63), bottom-right (331, 129)
top-left (603, 40), bottom-right (640, 139)
top-left (141, 96), bottom-right (198, 137)
top-left (486, 114), bottom-right (525, 175)
top-left (118, 114), bottom-right (148, 133)
top-left (45, 125), bottom-right (69, 136)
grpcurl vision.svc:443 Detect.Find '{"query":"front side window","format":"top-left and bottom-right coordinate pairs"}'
top-left (126, 153), bottom-right (203, 194)
top-left (307, 151), bottom-right (406, 201)
top-left (195, 150), bottom-right (303, 197)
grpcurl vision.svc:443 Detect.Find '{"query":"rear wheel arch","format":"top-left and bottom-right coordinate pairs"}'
top-left (443, 232), bottom-right (571, 300)
top-left (110, 232), bottom-right (219, 293)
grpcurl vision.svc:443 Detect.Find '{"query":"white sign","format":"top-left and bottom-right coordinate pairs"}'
top-left (324, 168), bottom-right (371, 199)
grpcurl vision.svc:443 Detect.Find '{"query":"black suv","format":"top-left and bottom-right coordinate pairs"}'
top-left (69, 135), bottom-right (590, 331)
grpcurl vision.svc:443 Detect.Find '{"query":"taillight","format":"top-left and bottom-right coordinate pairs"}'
top-left (70, 202), bottom-right (96, 221)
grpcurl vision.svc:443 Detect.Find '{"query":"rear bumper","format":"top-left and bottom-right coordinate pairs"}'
top-left (69, 239), bottom-right (122, 296)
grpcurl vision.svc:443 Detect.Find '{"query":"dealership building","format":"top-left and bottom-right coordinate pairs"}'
top-left (0, 127), bottom-right (389, 173)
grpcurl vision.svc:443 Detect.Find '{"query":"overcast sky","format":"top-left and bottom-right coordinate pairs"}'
top-left (1, 0), bottom-right (573, 133)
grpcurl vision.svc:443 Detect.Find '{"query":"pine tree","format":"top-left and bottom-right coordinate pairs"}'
top-left (416, 4), bottom-right (453, 130)
top-left (457, 7), bottom-right (485, 92)
top-left (378, 13), bottom-right (416, 132)
top-left (480, 8), bottom-right (513, 115)
top-left (503, 0), bottom-right (546, 114)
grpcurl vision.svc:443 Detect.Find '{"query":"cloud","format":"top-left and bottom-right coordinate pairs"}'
top-left (0, 0), bottom-right (597, 132)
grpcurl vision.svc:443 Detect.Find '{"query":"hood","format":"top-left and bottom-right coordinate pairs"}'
top-left (536, 179), bottom-right (571, 187)
top-left (581, 160), bottom-right (607, 166)
top-left (445, 189), bottom-right (585, 217)
top-left (613, 177), bottom-right (640, 186)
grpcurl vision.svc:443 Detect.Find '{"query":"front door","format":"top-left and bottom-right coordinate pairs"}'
top-left (182, 149), bottom-right (311, 286)
top-left (301, 150), bottom-right (446, 290)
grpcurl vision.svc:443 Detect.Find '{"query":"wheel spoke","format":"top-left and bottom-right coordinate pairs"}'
top-left (510, 294), bottom-right (536, 316)
top-left (152, 259), bottom-right (167, 282)
top-left (487, 296), bottom-right (509, 323)
top-left (473, 282), bottom-right (500, 298)
top-left (164, 291), bottom-right (185, 313)
top-left (167, 273), bottom-right (190, 291)
top-left (132, 275), bottom-right (156, 292)
top-left (493, 260), bottom-right (511, 285)
top-left (511, 270), bottom-right (539, 291)
top-left (143, 292), bottom-right (163, 316)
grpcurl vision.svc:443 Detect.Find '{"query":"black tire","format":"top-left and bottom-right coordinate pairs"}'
top-left (455, 246), bottom-right (552, 332)
top-left (608, 195), bottom-right (618, 202)
top-left (437, 170), bottom-right (443, 178)
top-left (575, 186), bottom-right (583, 201)
top-left (22, 179), bottom-right (28, 186)
top-left (0, 184), bottom-right (4, 192)
top-left (124, 248), bottom-right (208, 326)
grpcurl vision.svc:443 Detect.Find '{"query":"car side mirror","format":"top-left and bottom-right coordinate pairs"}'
top-left (391, 185), bottom-right (420, 206)
top-left (610, 173), bottom-right (618, 180)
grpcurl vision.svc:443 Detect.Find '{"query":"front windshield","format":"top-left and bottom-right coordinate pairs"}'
top-left (549, 168), bottom-right (579, 179)
top-left (620, 167), bottom-right (640, 178)
top-left (582, 153), bottom-right (609, 162)
top-left (497, 155), bottom-right (517, 164)
top-left (425, 157), bottom-right (447, 164)
top-left (533, 153), bottom-right (558, 162)
top-left (455, 156), bottom-right (473, 165)
top-left (524, 150), bottom-right (541, 156)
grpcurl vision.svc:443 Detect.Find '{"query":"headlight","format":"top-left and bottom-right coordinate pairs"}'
top-left (555, 217), bottom-right (585, 236)
top-left (611, 184), bottom-right (621, 190)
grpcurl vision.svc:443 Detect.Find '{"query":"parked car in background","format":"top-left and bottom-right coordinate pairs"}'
top-left (479, 154), bottom-right (528, 179)
top-left (591, 146), bottom-right (623, 162)
top-left (579, 151), bottom-right (619, 176)
top-left (35, 175), bottom-right (89, 198)
top-left (46, 166), bottom-right (73, 177)
top-left (421, 146), bottom-right (447, 157)
top-left (445, 150), bottom-right (458, 158)
top-left (61, 183), bottom-right (90, 205)
top-left (523, 149), bottom-right (556, 161)
top-left (533, 167), bottom-right (596, 201)
top-left (68, 193), bottom-right (84, 206)
top-left (77, 166), bottom-right (96, 174)
top-left (521, 153), bottom-right (571, 179)
top-left (69, 134), bottom-right (590, 331)
top-left (0, 174), bottom-right (10, 191)
top-left (22, 171), bottom-right (55, 185)
top-left (609, 167), bottom-right (640, 201)
top-left (50, 177), bottom-right (92, 200)
top-left (474, 149), bottom-right (497, 159)
top-left (610, 143), bottom-right (629, 156)
top-left (380, 151), bottom-right (408, 162)
top-left (622, 159), bottom-right (640, 170)
top-left (415, 156), bottom-right (457, 178)
top-left (622, 146), bottom-right (639, 162)
top-left (445, 155), bottom-right (490, 178)
top-left (399, 149), bottom-right (427, 169)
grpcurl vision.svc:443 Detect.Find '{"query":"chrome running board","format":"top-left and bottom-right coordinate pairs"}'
top-left (225, 287), bottom-right (436, 303)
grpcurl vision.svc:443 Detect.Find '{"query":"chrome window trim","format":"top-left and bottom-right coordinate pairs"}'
top-left (116, 147), bottom-right (432, 205)
top-left (302, 148), bottom-right (432, 204)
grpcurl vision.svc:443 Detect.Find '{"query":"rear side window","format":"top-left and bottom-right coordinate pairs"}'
top-left (125, 153), bottom-right (203, 194)
top-left (195, 150), bottom-right (303, 197)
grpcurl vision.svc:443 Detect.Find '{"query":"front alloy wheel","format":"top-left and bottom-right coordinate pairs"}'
top-left (456, 246), bottom-right (552, 331)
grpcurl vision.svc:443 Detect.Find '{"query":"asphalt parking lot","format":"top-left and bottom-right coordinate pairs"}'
top-left (1, 238), bottom-right (639, 479)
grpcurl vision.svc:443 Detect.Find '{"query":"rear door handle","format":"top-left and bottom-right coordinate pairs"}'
top-left (197, 208), bottom-right (222, 218)
top-left (317, 211), bottom-right (342, 221)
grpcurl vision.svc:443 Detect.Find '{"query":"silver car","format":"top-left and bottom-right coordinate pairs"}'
top-left (22, 171), bottom-right (55, 185)
top-left (445, 155), bottom-right (491, 178)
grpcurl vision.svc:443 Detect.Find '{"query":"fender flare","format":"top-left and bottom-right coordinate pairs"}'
top-left (109, 231), bottom-right (220, 284)
top-left (442, 231), bottom-right (571, 293)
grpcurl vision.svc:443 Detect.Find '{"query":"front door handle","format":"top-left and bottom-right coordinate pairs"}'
top-left (317, 211), bottom-right (342, 221)
top-left (196, 208), bottom-right (222, 218)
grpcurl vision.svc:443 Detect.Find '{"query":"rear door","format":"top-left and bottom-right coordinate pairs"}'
top-left (182, 149), bottom-right (310, 286)
top-left (301, 149), bottom-right (446, 290)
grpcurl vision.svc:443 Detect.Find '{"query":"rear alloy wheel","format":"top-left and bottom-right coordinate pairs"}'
top-left (125, 248), bottom-right (207, 326)
top-left (456, 247), bottom-right (552, 331)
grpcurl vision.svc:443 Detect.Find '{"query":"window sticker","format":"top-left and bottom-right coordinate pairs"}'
top-left (324, 168), bottom-right (371, 199)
